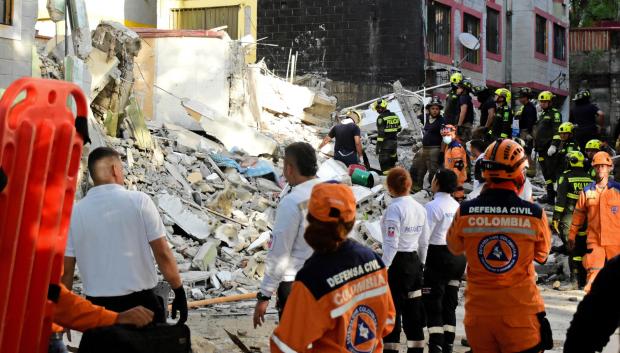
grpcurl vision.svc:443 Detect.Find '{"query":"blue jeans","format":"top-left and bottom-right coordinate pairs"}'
top-left (48, 337), bottom-right (68, 353)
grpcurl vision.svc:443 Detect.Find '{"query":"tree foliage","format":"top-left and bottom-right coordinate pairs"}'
top-left (571, 0), bottom-right (620, 27)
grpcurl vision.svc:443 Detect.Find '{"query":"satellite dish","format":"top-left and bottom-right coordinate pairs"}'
top-left (459, 33), bottom-right (480, 50)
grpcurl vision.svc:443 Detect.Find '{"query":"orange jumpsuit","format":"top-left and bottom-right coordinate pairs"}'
top-left (271, 239), bottom-right (395, 353)
top-left (51, 284), bottom-right (118, 333)
top-left (447, 186), bottom-right (551, 353)
top-left (569, 181), bottom-right (620, 292)
top-left (444, 140), bottom-right (468, 199)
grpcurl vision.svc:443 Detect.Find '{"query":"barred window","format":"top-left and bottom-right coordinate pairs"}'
top-left (0, 0), bottom-right (12, 25)
top-left (428, 2), bottom-right (451, 56)
top-left (553, 24), bottom-right (566, 61)
top-left (463, 13), bottom-right (480, 64)
top-left (535, 15), bottom-right (547, 55)
top-left (486, 8), bottom-right (500, 55)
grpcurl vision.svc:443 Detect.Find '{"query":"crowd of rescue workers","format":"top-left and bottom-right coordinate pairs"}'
top-left (43, 71), bottom-right (620, 353)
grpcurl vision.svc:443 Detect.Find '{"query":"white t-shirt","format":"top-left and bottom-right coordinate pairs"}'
top-left (66, 184), bottom-right (165, 297)
top-left (381, 196), bottom-right (430, 266)
top-left (424, 192), bottom-right (460, 245)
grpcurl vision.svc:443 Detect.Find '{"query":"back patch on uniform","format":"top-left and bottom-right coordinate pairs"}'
top-left (346, 305), bottom-right (378, 353)
top-left (478, 234), bottom-right (518, 273)
top-left (387, 226), bottom-right (396, 237)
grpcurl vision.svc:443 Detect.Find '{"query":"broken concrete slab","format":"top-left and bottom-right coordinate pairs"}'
top-left (156, 193), bottom-right (212, 240)
top-left (351, 185), bottom-right (375, 204)
top-left (68, 0), bottom-right (93, 59)
top-left (86, 48), bottom-right (120, 99)
top-left (164, 162), bottom-right (193, 195)
top-left (181, 271), bottom-right (211, 287)
top-left (46, 0), bottom-right (65, 22)
top-left (163, 123), bottom-right (224, 153)
top-left (182, 98), bottom-right (277, 156)
top-left (187, 172), bottom-right (203, 185)
top-left (126, 97), bottom-right (155, 150)
top-left (192, 240), bottom-right (220, 271)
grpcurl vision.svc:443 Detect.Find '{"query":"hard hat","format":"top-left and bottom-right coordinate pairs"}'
top-left (538, 91), bottom-right (553, 101)
top-left (512, 137), bottom-right (526, 148)
top-left (572, 88), bottom-right (591, 101)
top-left (516, 87), bottom-right (533, 99)
top-left (450, 72), bottom-right (463, 85)
top-left (495, 88), bottom-right (511, 103)
top-left (480, 139), bottom-right (528, 180)
top-left (458, 79), bottom-right (473, 91)
top-left (558, 122), bottom-right (574, 134)
top-left (592, 151), bottom-right (613, 167)
top-left (426, 96), bottom-right (443, 109)
top-left (472, 85), bottom-right (488, 96)
top-left (566, 150), bottom-right (585, 168)
top-left (372, 99), bottom-right (388, 111)
top-left (585, 139), bottom-right (602, 151)
top-left (346, 110), bottom-right (362, 124)
top-left (441, 124), bottom-right (456, 137)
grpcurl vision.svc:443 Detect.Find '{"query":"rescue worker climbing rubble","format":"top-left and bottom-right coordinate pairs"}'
top-left (552, 150), bottom-right (592, 290)
top-left (381, 167), bottom-right (430, 353)
top-left (373, 99), bottom-right (401, 173)
top-left (569, 151), bottom-right (620, 292)
top-left (534, 91), bottom-right (563, 205)
top-left (447, 138), bottom-right (553, 353)
top-left (441, 125), bottom-right (467, 201)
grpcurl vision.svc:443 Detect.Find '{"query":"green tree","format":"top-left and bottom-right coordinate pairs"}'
top-left (571, 0), bottom-right (620, 27)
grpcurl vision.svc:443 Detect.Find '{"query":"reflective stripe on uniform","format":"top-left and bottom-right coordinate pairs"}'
top-left (384, 343), bottom-right (400, 350)
top-left (443, 325), bottom-right (456, 333)
top-left (271, 334), bottom-right (297, 353)
top-left (407, 290), bottom-right (422, 299)
top-left (573, 256), bottom-right (583, 261)
top-left (463, 227), bottom-right (536, 236)
top-left (538, 156), bottom-right (545, 161)
top-left (567, 193), bottom-right (579, 200)
top-left (407, 340), bottom-right (425, 348)
top-left (428, 326), bottom-right (444, 334)
top-left (448, 280), bottom-right (460, 287)
top-left (545, 179), bottom-right (553, 185)
top-left (384, 128), bottom-right (399, 132)
top-left (377, 137), bottom-right (384, 142)
top-left (330, 285), bottom-right (389, 318)
top-left (554, 206), bottom-right (565, 212)
top-left (500, 133), bottom-right (508, 138)
top-left (386, 318), bottom-right (395, 325)
top-left (578, 232), bottom-right (587, 236)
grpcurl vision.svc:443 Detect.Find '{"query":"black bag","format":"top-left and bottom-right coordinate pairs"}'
top-left (78, 324), bottom-right (191, 353)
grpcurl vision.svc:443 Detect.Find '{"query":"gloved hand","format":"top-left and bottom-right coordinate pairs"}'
top-left (547, 145), bottom-right (557, 156)
top-left (171, 286), bottom-right (188, 324)
top-left (552, 220), bottom-right (559, 234)
top-left (454, 160), bottom-right (465, 171)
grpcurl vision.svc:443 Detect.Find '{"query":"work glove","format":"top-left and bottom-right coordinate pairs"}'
top-left (552, 220), bottom-right (559, 234)
top-left (454, 160), bottom-right (465, 171)
top-left (171, 285), bottom-right (188, 324)
top-left (547, 145), bottom-right (557, 156)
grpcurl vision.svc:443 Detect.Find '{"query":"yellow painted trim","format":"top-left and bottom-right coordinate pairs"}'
top-left (124, 19), bottom-right (156, 28)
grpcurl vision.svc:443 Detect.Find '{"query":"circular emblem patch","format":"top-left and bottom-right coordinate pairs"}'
top-left (477, 234), bottom-right (518, 273)
top-left (346, 305), bottom-right (378, 353)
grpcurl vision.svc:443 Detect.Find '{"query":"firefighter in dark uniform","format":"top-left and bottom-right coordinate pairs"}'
top-left (584, 139), bottom-right (615, 180)
top-left (548, 122), bottom-right (581, 183)
top-left (570, 89), bottom-right (606, 151)
top-left (534, 91), bottom-right (563, 204)
top-left (373, 98), bottom-right (402, 173)
top-left (444, 72), bottom-right (463, 125)
top-left (515, 87), bottom-right (538, 176)
top-left (552, 151), bottom-right (592, 290)
top-left (488, 88), bottom-right (513, 140)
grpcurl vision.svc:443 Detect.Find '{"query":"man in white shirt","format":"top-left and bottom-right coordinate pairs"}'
top-left (381, 167), bottom-right (431, 353)
top-left (62, 147), bottom-right (187, 324)
top-left (253, 142), bottom-right (321, 328)
top-left (422, 169), bottom-right (466, 353)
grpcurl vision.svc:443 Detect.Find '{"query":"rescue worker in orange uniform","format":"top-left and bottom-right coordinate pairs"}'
top-left (447, 139), bottom-right (553, 353)
top-left (441, 124), bottom-right (467, 201)
top-left (568, 151), bottom-right (620, 292)
top-left (270, 183), bottom-right (395, 353)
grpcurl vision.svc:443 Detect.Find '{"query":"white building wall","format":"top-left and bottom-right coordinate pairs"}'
top-left (0, 0), bottom-right (37, 89)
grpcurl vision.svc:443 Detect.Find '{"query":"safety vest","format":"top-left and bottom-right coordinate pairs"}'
top-left (377, 111), bottom-right (401, 142)
top-left (554, 169), bottom-right (593, 239)
top-left (491, 104), bottom-right (512, 139)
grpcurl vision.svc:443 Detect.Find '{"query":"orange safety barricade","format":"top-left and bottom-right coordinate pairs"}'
top-left (0, 78), bottom-right (88, 353)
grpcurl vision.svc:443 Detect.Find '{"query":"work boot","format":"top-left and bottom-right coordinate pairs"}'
top-left (442, 343), bottom-right (454, 353)
top-left (428, 344), bottom-right (443, 353)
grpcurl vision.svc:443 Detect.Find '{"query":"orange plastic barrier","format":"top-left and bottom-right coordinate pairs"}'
top-left (0, 78), bottom-right (87, 353)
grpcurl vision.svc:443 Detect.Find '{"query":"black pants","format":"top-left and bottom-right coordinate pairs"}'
top-left (575, 127), bottom-right (598, 152)
top-left (377, 140), bottom-right (398, 173)
top-left (423, 245), bottom-right (466, 352)
top-left (384, 252), bottom-right (425, 353)
top-left (276, 281), bottom-right (293, 318)
top-left (87, 288), bottom-right (165, 323)
top-left (537, 153), bottom-right (556, 200)
top-left (334, 149), bottom-right (359, 167)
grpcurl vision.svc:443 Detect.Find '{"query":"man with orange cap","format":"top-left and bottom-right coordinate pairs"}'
top-left (441, 125), bottom-right (467, 200)
top-left (270, 183), bottom-right (395, 353)
top-left (447, 139), bottom-right (553, 352)
top-left (569, 151), bottom-right (620, 292)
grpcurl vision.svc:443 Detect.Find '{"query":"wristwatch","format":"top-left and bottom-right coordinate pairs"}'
top-left (256, 292), bottom-right (271, 301)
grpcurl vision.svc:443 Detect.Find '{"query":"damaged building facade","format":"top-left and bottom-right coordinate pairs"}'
top-left (0, 0), bottom-right (37, 89)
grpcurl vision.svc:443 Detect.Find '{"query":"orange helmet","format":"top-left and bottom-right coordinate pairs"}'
top-left (441, 124), bottom-right (456, 137)
top-left (592, 151), bottom-right (613, 167)
top-left (481, 139), bottom-right (529, 180)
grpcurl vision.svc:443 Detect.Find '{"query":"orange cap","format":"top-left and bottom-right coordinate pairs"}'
top-left (308, 183), bottom-right (356, 223)
top-left (592, 151), bottom-right (613, 166)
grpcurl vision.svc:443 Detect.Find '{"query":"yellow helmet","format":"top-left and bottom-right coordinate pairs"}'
top-left (538, 91), bottom-right (553, 101)
top-left (558, 122), bottom-right (574, 134)
top-left (372, 99), bottom-right (388, 111)
top-left (585, 139), bottom-right (602, 151)
top-left (566, 151), bottom-right (585, 168)
top-left (450, 72), bottom-right (463, 85)
top-left (494, 88), bottom-right (511, 103)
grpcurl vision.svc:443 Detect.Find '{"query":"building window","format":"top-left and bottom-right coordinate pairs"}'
top-left (553, 24), bottom-right (566, 61)
top-left (0, 0), bottom-right (12, 25)
top-left (428, 2), bottom-right (451, 56)
top-left (463, 13), bottom-right (480, 64)
top-left (486, 8), bottom-right (500, 55)
top-left (535, 15), bottom-right (547, 55)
